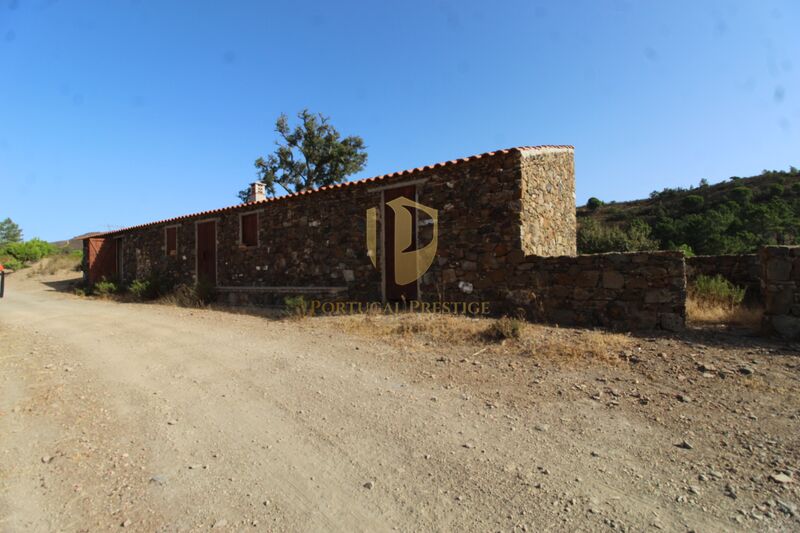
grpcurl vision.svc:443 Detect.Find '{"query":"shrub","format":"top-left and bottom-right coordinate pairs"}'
top-left (673, 243), bottom-right (695, 258)
top-left (577, 218), bottom-right (658, 254)
top-left (482, 317), bottom-right (522, 341)
top-left (284, 295), bottom-right (308, 318)
top-left (682, 194), bottom-right (705, 212)
top-left (1, 257), bottom-right (24, 271)
top-left (730, 186), bottom-right (753, 204)
top-left (128, 279), bottom-right (153, 301)
top-left (689, 274), bottom-right (745, 308)
top-left (1, 238), bottom-right (59, 264)
top-left (94, 280), bottom-right (118, 296)
top-left (586, 197), bottom-right (603, 210)
top-left (769, 183), bottom-right (785, 197)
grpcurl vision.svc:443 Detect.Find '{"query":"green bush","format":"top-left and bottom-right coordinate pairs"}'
top-left (730, 186), bottom-right (753, 204)
top-left (284, 295), bottom-right (308, 318)
top-left (1, 257), bottom-right (24, 271)
top-left (682, 194), bottom-right (705, 212)
top-left (128, 279), bottom-right (153, 301)
top-left (769, 183), bottom-right (785, 197)
top-left (94, 280), bottom-right (118, 296)
top-left (586, 197), bottom-right (603, 210)
top-left (689, 275), bottom-right (745, 308)
top-left (1, 238), bottom-right (59, 264)
top-left (672, 243), bottom-right (695, 258)
top-left (577, 218), bottom-right (659, 254)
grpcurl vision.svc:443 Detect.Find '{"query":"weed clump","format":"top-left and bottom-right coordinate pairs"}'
top-left (284, 295), bottom-right (308, 318)
top-left (482, 317), bottom-right (522, 342)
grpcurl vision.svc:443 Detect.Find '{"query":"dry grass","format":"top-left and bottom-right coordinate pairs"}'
top-left (26, 254), bottom-right (82, 277)
top-left (521, 330), bottom-right (634, 365)
top-left (686, 296), bottom-right (763, 328)
top-left (329, 312), bottom-right (489, 345)
top-left (317, 312), bottom-right (634, 364)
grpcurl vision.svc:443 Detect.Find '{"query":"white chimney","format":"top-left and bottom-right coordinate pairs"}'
top-left (248, 182), bottom-right (266, 203)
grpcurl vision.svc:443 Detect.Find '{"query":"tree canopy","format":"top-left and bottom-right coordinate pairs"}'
top-left (578, 166), bottom-right (800, 255)
top-left (241, 109), bottom-right (368, 201)
top-left (0, 218), bottom-right (22, 246)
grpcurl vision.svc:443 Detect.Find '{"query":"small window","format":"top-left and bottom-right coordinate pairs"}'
top-left (165, 227), bottom-right (177, 256)
top-left (241, 213), bottom-right (258, 247)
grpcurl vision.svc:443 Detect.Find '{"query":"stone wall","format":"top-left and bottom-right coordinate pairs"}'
top-left (88, 145), bottom-right (689, 331)
top-left (519, 148), bottom-right (576, 256)
top-left (501, 252), bottom-right (686, 331)
top-left (687, 254), bottom-right (760, 303)
top-left (759, 246), bottom-right (800, 339)
top-left (106, 146), bottom-right (575, 301)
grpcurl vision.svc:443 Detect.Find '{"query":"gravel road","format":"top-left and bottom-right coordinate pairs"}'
top-left (1, 271), bottom-right (798, 532)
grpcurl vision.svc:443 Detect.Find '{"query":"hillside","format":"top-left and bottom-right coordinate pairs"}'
top-left (577, 166), bottom-right (800, 256)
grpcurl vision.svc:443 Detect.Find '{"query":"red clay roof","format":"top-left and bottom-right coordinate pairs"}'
top-left (90, 145), bottom-right (573, 238)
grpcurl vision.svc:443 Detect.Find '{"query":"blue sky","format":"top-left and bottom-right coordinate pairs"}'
top-left (1, 0), bottom-right (798, 241)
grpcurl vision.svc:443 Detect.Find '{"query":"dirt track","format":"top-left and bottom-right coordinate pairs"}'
top-left (1, 270), bottom-right (799, 532)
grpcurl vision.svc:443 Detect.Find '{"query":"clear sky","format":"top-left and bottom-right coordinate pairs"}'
top-left (1, 0), bottom-right (798, 241)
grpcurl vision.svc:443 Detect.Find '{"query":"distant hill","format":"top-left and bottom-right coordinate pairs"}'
top-left (577, 166), bottom-right (800, 256)
top-left (50, 232), bottom-right (102, 251)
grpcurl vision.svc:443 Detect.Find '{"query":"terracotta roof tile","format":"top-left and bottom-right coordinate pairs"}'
top-left (91, 145), bottom-right (573, 237)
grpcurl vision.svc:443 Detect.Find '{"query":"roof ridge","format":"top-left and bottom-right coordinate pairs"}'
top-left (91, 145), bottom-right (574, 237)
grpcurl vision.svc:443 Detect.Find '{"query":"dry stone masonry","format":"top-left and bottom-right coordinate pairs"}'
top-left (85, 145), bottom-right (690, 331)
top-left (759, 246), bottom-right (800, 339)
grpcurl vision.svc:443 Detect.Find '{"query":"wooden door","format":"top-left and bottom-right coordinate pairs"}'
top-left (87, 237), bottom-right (117, 284)
top-left (384, 185), bottom-right (418, 302)
top-left (196, 221), bottom-right (216, 285)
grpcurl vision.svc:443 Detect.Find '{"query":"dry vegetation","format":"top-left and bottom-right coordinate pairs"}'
top-left (317, 312), bottom-right (634, 366)
top-left (686, 296), bottom-right (763, 328)
top-left (25, 253), bottom-right (82, 277)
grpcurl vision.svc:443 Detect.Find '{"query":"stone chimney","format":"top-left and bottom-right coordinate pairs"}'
top-left (248, 182), bottom-right (266, 203)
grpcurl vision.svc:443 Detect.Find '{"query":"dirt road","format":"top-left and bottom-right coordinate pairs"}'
top-left (1, 271), bottom-right (798, 532)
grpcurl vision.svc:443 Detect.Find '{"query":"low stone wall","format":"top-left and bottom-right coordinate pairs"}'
top-left (497, 251), bottom-right (686, 331)
top-left (687, 254), bottom-right (760, 303)
top-left (759, 246), bottom-right (800, 339)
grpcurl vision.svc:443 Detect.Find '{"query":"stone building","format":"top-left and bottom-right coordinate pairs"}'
top-left (84, 145), bottom-right (688, 331)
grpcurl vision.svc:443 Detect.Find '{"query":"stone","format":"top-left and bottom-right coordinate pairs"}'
top-left (770, 473), bottom-right (793, 484)
top-left (363, 481), bottom-right (374, 489)
top-left (212, 519), bottom-right (228, 528)
top-left (660, 313), bottom-right (685, 332)
top-left (771, 315), bottom-right (800, 340)
top-left (675, 440), bottom-right (693, 450)
top-left (602, 270), bottom-right (625, 289)
top-left (122, 519), bottom-right (132, 528)
top-left (766, 258), bottom-right (792, 281)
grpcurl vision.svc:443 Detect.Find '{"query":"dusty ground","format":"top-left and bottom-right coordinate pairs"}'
top-left (0, 268), bottom-right (798, 532)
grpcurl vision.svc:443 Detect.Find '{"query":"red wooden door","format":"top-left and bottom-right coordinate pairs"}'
top-left (196, 221), bottom-right (216, 285)
top-left (87, 237), bottom-right (117, 284)
top-left (384, 185), bottom-right (418, 302)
